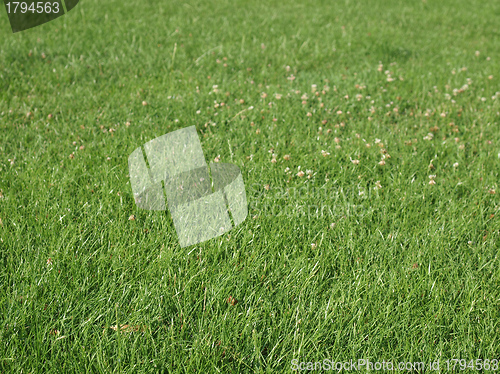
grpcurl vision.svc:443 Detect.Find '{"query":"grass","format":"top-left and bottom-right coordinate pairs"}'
top-left (0, 0), bottom-right (500, 372)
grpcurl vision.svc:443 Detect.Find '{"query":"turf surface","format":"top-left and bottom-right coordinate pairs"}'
top-left (0, 0), bottom-right (499, 372)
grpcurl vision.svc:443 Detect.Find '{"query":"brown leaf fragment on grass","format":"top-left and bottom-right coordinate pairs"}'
top-left (109, 325), bottom-right (146, 333)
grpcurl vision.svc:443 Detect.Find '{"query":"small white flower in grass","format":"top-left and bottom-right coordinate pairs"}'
top-left (351, 159), bottom-right (360, 165)
top-left (488, 189), bottom-right (496, 194)
top-left (429, 175), bottom-right (436, 180)
top-left (475, 51), bottom-right (480, 57)
top-left (334, 137), bottom-right (340, 143)
top-left (311, 243), bottom-right (317, 249)
top-left (453, 163), bottom-right (459, 168)
top-left (214, 155), bottom-right (220, 162)
top-left (196, 110), bottom-right (201, 114)
top-left (297, 170), bottom-right (305, 177)
top-left (284, 167), bottom-right (290, 173)
top-left (142, 101), bottom-right (148, 106)
top-left (374, 181), bottom-right (382, 190)
top-left (336, 110), bottom-right (342, 115)
top-left (306, 112), bottom-right (312, 117)
top-left (283, 154), bottom-right (290, 160)
top-left (429, 179), bottom-right (436, 185)
top-left (378, 160), bottom-right (385, 166)
top-left (321, 150), bottom-right (330, 157)
top-left (128, 215), bottom-right (136, 221)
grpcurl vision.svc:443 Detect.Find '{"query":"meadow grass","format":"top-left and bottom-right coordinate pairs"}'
top-left (0, 0), bottom-right (499, 372)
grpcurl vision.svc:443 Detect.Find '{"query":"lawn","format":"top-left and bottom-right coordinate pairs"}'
top-left (0, 0), bottom-right (499, 372)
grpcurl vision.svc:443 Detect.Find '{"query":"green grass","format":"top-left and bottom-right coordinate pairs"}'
top-left (1, 0), bottom-right (500, 372)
